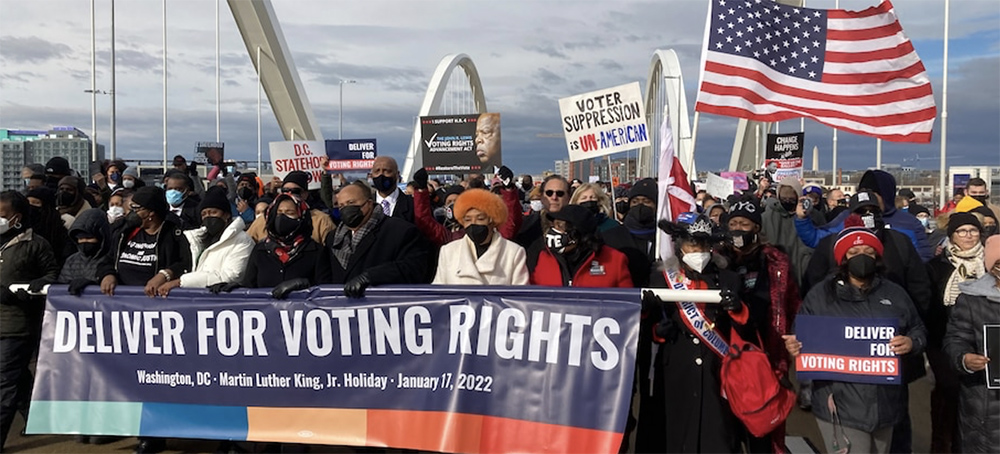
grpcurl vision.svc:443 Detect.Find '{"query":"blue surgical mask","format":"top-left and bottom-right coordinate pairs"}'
top-left (165, 189), bottom-right (185, 207)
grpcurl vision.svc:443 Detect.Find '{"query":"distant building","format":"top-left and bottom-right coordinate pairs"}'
top-left (0, 127), bottom-right (103, 191)
top-left (554, 160), bottom-right (570, 179)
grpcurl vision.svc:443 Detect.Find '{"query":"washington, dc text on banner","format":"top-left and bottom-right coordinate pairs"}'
top-left (795, 314), bottom-right (901, 385)
top-left (27, 286), bottom-right (639, 453)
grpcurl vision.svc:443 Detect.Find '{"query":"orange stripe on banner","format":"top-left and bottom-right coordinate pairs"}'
top-left (797, 353), bottom-right (899, 376)
top-left (478, 416), bottom-right (622, 454)
top-left (366, 410), bottom-right (483, 453)
top-left (245, 407), bottom-right (367, 445)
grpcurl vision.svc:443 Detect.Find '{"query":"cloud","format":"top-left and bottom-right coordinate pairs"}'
top-left (535, 68), bottom-right (565, 85)
top-left (0, 36), bottom-right (72, 63)
top-left (523, 43), bottom-right (568, 60)
top-left (598, 59), bottom-right (624, 72)
top-left (95, 48), bottom-right (162, 73)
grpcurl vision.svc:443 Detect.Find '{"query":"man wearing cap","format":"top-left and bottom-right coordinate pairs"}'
top-left (825, 188), bottom-right (848, 222)
top-left (43, 157), bottom-right (73, 191)
top-left (761, 176), bottom-right (814, 286)
top-left (369, 156), bottom-right (413, 223)
top-left (246, 171), bottom-right (335, 245)
top-left (798, 170), bottom-right (932, 263)
top-left (802, 184), bottom-right (828, 225)
top-left (154, 186), bottom-right (255, 296)
top-left (621, 178), bottom-right (660, 286)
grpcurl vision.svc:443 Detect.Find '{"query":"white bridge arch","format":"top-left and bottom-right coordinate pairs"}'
top-left (401, 54), bottom-right (488, 179)
top-left (638, 49), bottom-right (696, 179)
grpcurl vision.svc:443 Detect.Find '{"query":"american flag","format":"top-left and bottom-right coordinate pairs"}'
top-left (695, 0), bottom-right (936, 143)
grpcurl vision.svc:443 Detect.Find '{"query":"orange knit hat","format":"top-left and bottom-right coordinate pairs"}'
top-left (453, 188), bottom-right (508, 228)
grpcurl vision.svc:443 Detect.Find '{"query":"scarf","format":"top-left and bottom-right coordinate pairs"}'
top-left (944, 240), bottom-right (985, 306)
top-left (266, 234), bottom-right (306, 264)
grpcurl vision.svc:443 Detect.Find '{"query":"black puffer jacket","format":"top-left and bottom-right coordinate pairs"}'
top-left (57, 208), bottom-right (113, 283)
top-left (798, 276), bottom-right (927, 433)
top-left (944, 275), bottom-right (1000, 453)
top-left (0, 228), bottom-right (60, 337)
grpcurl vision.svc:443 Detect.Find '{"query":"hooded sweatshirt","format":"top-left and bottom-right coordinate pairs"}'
top-left (794, 170), bottom-right (932, 262)
top-left (58, 208), bottom-right (113, 283)
top-left (957, 272), bottom-right (1000, 302)
top-left (760, 177), bottom-right (814, 285)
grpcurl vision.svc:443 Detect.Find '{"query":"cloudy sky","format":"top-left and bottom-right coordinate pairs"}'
top-left (1, 0), bottom-right (997, 177)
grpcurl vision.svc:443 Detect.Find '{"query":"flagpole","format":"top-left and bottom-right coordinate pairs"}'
top-left (162, 0), bottom-right (168, 172)
top-left (939, 0), bottom-right (950, 208)
top-left (876, 139), bottom-right (882, 169)
top-left (215, 0), bottom-right (220, 142)
top-left (608, 155), bottom-right (618, 219)
top-left (832, 0), bottom-right (840, 187)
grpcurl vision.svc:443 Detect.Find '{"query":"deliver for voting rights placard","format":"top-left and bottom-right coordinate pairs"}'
top-left (420, 113), bottom-right (502, 173)
top-left (986, 324), bottom-right (1000, 389)
top-left (765, 132), bottom-right (804, 181)
top-left (325, 139), bottom-right (377, 172)
top-left (795, 315), bottom-right (902, 385)
top-left (269, 141), bottom-right (325, 190)
top-left (28, 285), bottom-right (639, 453)
top-left (559, 82), bottom-right (651, 162)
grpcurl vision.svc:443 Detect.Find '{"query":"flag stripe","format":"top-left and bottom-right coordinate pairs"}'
top-left (825, 41), bottom-right (915, 63)
top-left (827, 12), bottom-right (895, 31)
top-left (826, 21), bottom-right (901, 41)
top-left (694, 103), bottom-right (932, 143)
top-left (826, 1), bottom-right (893, 20)
top-left (822, 60), bottom-right (927, 84)
top-left (697, 86), bottom-right (936, 128)
top-left (826, 33), bottom-right (913, 53)
top-left (704, 54), bottom-right (932, 97)
top-left (823, 51), bottom-right (922, 75)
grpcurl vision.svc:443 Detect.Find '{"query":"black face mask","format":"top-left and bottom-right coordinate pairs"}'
top-left (729, 230), bottom-right (758, 249)
top-left (465, 224), bottom-right (491, 245)
top-left (339, 204), bottom-right (367, 228)
top-left (57, 190), bottom-right (77, 207)
top-left (238, 187), bottom-right (256, 201)
top-left (972, 194), bottom-right (989, 205)
top-left (203, 216), bottom-right (227, 237)
top-left (78, 242), bottom-right (102, 257)
top-left (545, 228), bottom-right (573, 254)
top-left (625, 204), bottom-right (654, 226)
top-left (847, 254), bottom-right (877, 280)
top-left (372, 175), bottom-right (395, 193)
top-left (615, 201), bottom-right (629, 216)
top-left (779, 198), bottom-right (798, 213)
top-left (124, 211), bottom-right (142, 227)
top-left (984, 224), bottom-right (998, 238)
top-left (579, 201), bottom-right (601, 215)
top-left (273, 214), bottom-right (301, 238)
top-left (521, 182), bottom-right (533, 192)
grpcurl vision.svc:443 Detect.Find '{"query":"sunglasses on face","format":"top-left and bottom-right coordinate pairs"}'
top-left (545, 190), bottom-right (566, 198)
top-left (281, 187), bottom-right (304, 196)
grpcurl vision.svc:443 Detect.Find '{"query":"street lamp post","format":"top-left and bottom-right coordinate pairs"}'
top-left (84, 89), bottom-right (113, 160)
top-left (339, 79), bottom-right (356, 139)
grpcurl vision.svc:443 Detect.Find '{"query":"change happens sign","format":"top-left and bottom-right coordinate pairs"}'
top-left (795, 315), bottom-right (901, 385)
top-left (269, 141), bottom-right (325, 190)
top-left (420, 114), bottom-right (501, 173)
top-left (765, 132), bottom-right (804, 181)
top-left (559, 82), bottom-right (651, 162)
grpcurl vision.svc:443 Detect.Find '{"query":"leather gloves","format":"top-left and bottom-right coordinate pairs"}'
top-left (497, 166), bottom-right (515, 189)
top-left (344, 272), bottom-right (371, 298)
top-left (28, 278), bottom-right (49, 293)
top-left (719, 288), bottom-right (740, 312)
top-left (271, 278), bottom-right (312, 300)
top-left (209, 282), bottom-right (243, 294)
top-left (68, 278), bottom-right (96, 296)
top-left (413, 168), bottom-right (429, 190)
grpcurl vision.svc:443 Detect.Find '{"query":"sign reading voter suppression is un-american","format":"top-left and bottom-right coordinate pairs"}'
top-left (28, 286), bottom-right (639, 454)
top-left (559, 82), bottom-right (651, 162)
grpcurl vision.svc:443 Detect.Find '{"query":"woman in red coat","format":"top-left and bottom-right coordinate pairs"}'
top-left (530, 204), bottom-right (632, 287)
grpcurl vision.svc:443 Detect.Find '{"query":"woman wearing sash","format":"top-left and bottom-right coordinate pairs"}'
top-left (783, 227), bottom-right (926, 454)
top-left (722, 196), bottom-right (801, 453)
top-left (636, 212), bottom-right (750, 453)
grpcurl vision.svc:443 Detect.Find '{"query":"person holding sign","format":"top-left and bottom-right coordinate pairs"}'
top-left (411, 167), bottom-right (522, 247)
top-left (432, 188), bottom-right (528, 285)
top-left (943, 235), bottom-right (1000, 453)
top-left (783, 227), bottom-right (926, 454)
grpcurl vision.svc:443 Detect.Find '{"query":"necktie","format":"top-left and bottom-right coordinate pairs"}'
top-left (381, 199), bottom-right (391, 216)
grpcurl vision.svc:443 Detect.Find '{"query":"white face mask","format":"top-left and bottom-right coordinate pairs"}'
top-left (682, 251), bottom-right (712, 273)
top-left (0, 217), bottom-right (8, 235)
top-left (123, 179), bottom-right (135, 189)
top-left (530, 200), bottom-right (543, 212)
top-left (107, 206), bottom-right (125, 221)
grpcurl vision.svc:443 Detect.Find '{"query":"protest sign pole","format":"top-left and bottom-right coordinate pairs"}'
top-left (256, 46), bottom-right (262, 171)
top-left (876, 139), bottom-right (882, 169)
top-left (939, 0), bottom-right (950, 208)
top-left (608, 155), bottom-right (618, 219)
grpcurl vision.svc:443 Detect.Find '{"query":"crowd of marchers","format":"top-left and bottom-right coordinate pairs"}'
top-left (1, 155), bottom-right (997, 454)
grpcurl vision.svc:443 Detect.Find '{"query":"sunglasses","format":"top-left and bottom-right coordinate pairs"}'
top-left (545, 190), bottom-right (566, 198)
top-left (129, 204), bottom-right (144, 212)
top-left (281, 187), bottom-right (304, 196)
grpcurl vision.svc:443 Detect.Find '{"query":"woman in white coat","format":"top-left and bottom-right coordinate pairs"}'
top-left (156, 186), bottom-right (255, 295)
top-left (433, 188), bottom-right (529, 285)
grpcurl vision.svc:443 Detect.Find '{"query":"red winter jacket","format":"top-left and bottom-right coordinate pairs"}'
top-left (413, 188), bottom-right (523, 247)
top-left (531, 246), bottom-right (633, 288)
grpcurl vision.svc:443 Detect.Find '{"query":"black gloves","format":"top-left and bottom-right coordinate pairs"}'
top-left (68, 278), bottom-right (96, 296)
top-left (641, 289), bottom-right (663, 312)
top-left (413, 168), bottom-right (429, 190)
top-left (209, 282), bottom-right (243, 294)
top-left (498, 166), bottom-right (515, 189)
top-left (344, 273), bottom-right (371, 298)
top-left (272, 278), bottom-right (311, 300)
top-left (28, 278), bottom-right (49, 293)
top-left (719, 288), bottom-right (740, 312)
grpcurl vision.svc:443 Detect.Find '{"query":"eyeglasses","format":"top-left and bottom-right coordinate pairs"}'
top-left (281, 187), bottom-right (304, 196)
top-left (129, 204), bottom-right (144, 212)
top-left (545, 190), bottom-right (566, 198)
top-left (954, 228), bottom-right (980, 237)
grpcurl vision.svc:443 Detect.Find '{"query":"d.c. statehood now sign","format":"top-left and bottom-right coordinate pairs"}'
top-left (28, 285), bottom-right (639, 454)
top-left (558, 82), bottom-right (651, 162)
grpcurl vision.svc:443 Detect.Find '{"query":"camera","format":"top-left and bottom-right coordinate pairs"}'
top-left (801, 197), bottom-right (812, 212)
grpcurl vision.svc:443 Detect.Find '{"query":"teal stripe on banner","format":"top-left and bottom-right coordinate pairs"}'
top-left (26, 401), bottom-right (142, 435)
top-left (140, 403), bottom-right (249, 440)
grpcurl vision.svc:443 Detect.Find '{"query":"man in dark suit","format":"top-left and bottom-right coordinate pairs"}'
top-left (369, 156), bottom-right (413, 222)
top-left (325, 180), bottom-right (429, 297)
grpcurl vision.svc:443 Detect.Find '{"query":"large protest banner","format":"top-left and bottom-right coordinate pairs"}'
top-left (325, 139), bottom-right (377, 172)
top-left (795, 315), bottom-right (901, 385)
top-left (269, 141), bottom-right (325, 189)
top-left (558, 82), bottom-right (651, 162)
top-left (196, 142), bottom-right (225, 166)
top-left (986, 324), bottom-right (1000, 389)
top-left (765, 132), bottom-right (805, 181)
top-left (27, 286), bottom-right (639, 453)
top-left (420, 114), bottom-right (501, 173)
